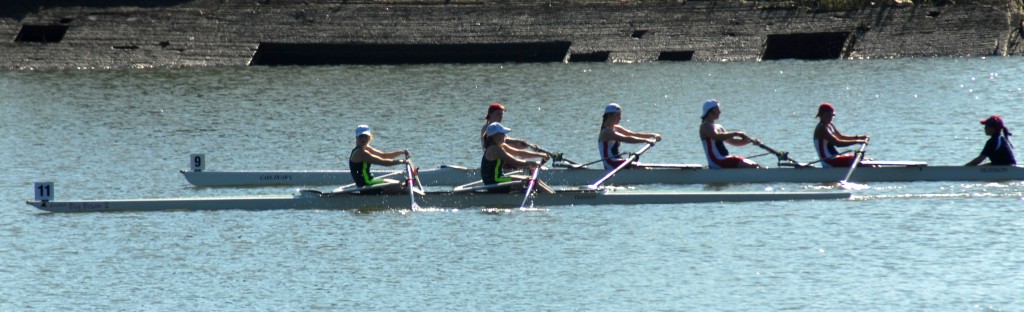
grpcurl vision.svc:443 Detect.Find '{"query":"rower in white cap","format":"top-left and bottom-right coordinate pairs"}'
top-left (698, 99), bottom-right (761, 169)
top-left (597, 103), bottom-right (661, 170)
top-left (481, 122), bottom-right (553, 193)
top-left (348, 124), bottom-right (413, 194)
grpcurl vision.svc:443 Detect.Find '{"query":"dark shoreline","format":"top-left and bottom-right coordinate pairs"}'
top-left (1, 0), bottom-right (1022, 70)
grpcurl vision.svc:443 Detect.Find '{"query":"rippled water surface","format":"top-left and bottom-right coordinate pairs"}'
top-left (2, 58), bottom-right (1024, 310)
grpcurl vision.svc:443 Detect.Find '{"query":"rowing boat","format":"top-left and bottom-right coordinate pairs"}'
top-left (25, 184), bottom-right (851, 213)
top-left (181, 164), bottom-right (1024, 187)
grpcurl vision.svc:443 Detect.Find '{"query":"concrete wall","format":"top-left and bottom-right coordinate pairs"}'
top-left (1, 0), bottom-right (1021, 69)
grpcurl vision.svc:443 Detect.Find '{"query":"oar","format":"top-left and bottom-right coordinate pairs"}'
top-left (413, 165), bottom-right (425, 193)
top-left (405, 161), bottom-right (420, 210)
top-left (803, 150), bottom-right (853, 167)
top-left (556, 152), bottom-right (627, 169)
top-left (751, 141), bottom-right (806, 167)
top-left (588, 143), bottom-right (654, 190)
top-left (519, 165), bottom-right (542, 209)
top-left (530, 144), bottom-right (580, 166)
top-left (743, 152), bottom-right (773, 159)
top-left (839, 142), bottom-right (869, 186)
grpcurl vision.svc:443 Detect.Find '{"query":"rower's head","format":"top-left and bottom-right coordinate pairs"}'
top-left (701, 100), bottom-right (720, 121)
top-left (816, 103), bottom-right (835, 122)
top-left (485, 122), bottom-right (512, 145)
top-left (602, 103), bottom-right (622, 124)
top-left (981, 115), bottom-right (1011, 137)
top-left (485, 103), bottom-right (506, 121)
top-left (355, 124), bottom-right (372, 145)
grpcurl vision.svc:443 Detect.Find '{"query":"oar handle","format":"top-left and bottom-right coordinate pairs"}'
top-left (753, 141), bottom-right (806, 166)
top-left (752, 141), bottom-right (783, 157)
top-left (530, 144), bottom-right (577, 165)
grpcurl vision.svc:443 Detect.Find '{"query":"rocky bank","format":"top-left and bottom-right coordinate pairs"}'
top-left (1, 0), bottom-right (1022, 69)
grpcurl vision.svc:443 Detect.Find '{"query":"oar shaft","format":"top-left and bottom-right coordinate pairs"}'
top-left (576, 152), bottom-right (627, 168)
top-left (530, 144), bottom-right (577, 165)
top-left (840, 143), bottom-right (869, 183)
top-left (589, 143), bottom-right (653, 189)
top-left (519, 166), bottom-right (542, 208)
top-left (753, 141), bottom-right (805, 166)
top-left (406, 162), bottom-right (417, 209)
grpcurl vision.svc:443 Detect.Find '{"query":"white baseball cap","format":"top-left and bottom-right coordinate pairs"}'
top-left (605, 103), bottom-right (622, 114)
top-left (355, 125), bottom-right (371, 138)
top-left (485, 122), bottom-right (512, 137)
top-left (701, 100), bottom-right (720, 119)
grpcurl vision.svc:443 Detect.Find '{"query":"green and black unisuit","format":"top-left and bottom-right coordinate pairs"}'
top-left (481, 155), bottom-right (514, 193)
top-left (350, 148), bottom-right (387, 187)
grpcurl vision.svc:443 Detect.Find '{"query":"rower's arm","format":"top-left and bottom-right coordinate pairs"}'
top-left (503, 136), bottom-right (532, 149)
top-left (832, 127), bottom-right (868, 142)
top-left (503, 144), bottom-right (548, 161)
top-left (366, 146), bottom-right (409, 159)
top-left (497, 146), bottom-right (542, 168)
top-left (616, 125), bottom-right (662, 142)
top-left (817, 125), bottom-right (864, 147)
top-left (705, 125), bottom-right (751, 146)
top-left (965, 154), bottom-right (986, 166)
top-left (360, 147), bottom-right (408, 166)
top-left (607, 126), bottom-right (657, 144)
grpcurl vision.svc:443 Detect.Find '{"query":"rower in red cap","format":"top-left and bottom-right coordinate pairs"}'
top-left (481, 103), bottom-right (539, 150)
top-left (813, 103), bottom-right (870, 168)
top-left (966, 115), bottom-right (1016, 166)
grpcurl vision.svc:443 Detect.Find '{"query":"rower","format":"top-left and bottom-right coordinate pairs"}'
top-left (813, 103), bottom-right (870, 168)
top-left (349, 125), bottom-right (413, 195)
top-left (598, 103), bottom-right (660, 170)
top-left (482, 122), bottom-right (554, 193)
top-left (699, 100), bottom-right (760, 169)
top-left (481, 103), bottom-right (538, 150)
top-left (966, 115), bottom-right (1016, 166)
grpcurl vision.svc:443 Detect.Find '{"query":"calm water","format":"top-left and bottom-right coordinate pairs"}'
top-left (2, 58), bottom-right (1023, 310)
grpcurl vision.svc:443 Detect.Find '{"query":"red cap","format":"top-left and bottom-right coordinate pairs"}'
top-left (816, 103), bottom-right (835, 117)
top-left (981, 115), bottom-right (1004, 127)
top-left (485, 103), bottom-right (505, 119)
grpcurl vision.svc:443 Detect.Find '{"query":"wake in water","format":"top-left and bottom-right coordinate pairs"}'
top-left (852, 192), bottom-right (1024, 200)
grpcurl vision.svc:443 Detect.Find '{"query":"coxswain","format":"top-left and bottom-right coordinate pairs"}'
top-left (966, 115), bottom-right (1016, 166)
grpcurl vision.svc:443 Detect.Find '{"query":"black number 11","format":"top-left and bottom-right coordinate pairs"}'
top-left (37, 184), bottom-right (51, 197)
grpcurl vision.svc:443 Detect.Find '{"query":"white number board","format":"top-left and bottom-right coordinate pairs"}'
top-left (190, 154), bottom-right (205, 172)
